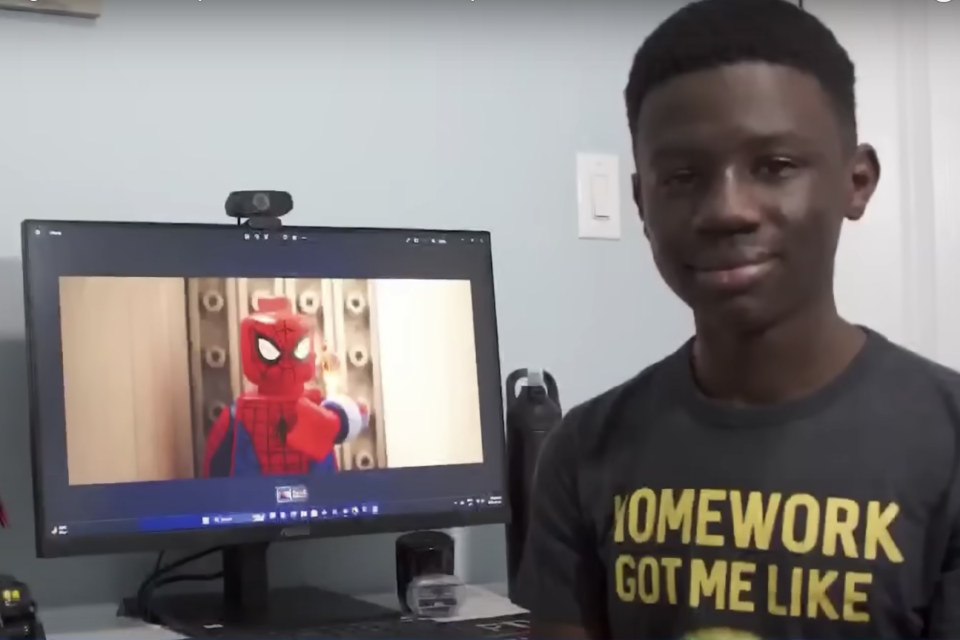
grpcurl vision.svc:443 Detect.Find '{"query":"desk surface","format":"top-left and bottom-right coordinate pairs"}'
top-left (43, 583), bottom-right (525, 640)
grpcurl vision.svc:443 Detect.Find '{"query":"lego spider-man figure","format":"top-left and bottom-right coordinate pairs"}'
top-left (202, 296), bottom-right (367, 477)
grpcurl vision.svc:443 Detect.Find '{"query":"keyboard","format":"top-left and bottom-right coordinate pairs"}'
top-left (251, 613), bottom-right (530, 639)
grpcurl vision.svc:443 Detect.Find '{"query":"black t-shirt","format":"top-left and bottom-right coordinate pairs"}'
top-left (516, 329), bottom-right (960, 639)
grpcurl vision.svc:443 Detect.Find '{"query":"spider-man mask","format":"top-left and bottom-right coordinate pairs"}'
top-left (240, 296), bottom-right (316, 396)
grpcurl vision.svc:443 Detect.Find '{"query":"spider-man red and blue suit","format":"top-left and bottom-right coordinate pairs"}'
top-left (202, 296), bottom-right (367, 477)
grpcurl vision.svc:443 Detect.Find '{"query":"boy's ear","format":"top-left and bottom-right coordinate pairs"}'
top-left (632, 173), bottom-right (643, 220)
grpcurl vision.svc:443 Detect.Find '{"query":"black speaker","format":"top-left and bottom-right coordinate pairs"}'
top-left (395, 531), bottom-right (455, 613)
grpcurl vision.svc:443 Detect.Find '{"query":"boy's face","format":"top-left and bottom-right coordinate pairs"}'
top-left (633, 62), bottom-right (879, 331)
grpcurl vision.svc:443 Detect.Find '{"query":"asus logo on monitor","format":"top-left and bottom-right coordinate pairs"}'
top-left (279, 526), bottom-right (310, 538)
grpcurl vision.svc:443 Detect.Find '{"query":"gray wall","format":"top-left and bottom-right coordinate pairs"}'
top-left (0, 0), bottom-right (691, 607)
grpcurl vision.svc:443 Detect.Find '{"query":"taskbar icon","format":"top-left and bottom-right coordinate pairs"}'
top-left (276, 485), bottom-right (309, 504)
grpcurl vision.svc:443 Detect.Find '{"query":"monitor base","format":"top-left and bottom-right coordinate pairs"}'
top-left (120, 586), bottom-right (399, 637)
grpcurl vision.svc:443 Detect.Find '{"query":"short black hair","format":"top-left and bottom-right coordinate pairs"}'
top-left (625, 0), bottom-right (857, 144)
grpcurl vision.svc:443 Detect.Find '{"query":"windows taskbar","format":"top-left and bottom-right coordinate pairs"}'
top-left (47, 493), bottom-right (503, 538)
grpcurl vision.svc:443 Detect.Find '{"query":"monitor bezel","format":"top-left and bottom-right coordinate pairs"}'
top-left (22, 219), bottom-right (510, 558)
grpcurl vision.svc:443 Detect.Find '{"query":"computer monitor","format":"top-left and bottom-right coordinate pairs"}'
top-left (21, 220), bottom-right (508, 630)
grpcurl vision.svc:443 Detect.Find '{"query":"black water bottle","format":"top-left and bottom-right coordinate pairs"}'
top-left (504, 368), bottom-right (562, 604)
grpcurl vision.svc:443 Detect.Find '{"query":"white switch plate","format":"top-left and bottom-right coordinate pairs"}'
top-left (577, 153), bottom-right (621, 240)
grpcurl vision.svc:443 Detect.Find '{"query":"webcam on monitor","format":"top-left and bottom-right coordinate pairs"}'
top-left (225, 191), bottom-right (293, 229)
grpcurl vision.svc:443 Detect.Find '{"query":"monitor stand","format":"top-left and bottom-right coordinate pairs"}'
top-left (119, 542), bottom-right (399, 638)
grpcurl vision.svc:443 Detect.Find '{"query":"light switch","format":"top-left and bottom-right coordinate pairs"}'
top-left (591, 174), bottom-right (611, 220)
top-left (577, 153), bottom-right (621, 239)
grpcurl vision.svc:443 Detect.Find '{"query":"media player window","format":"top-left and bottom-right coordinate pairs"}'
top-left (24, 223), bottom-right (505, 551)
top-left (59, 277), bottom-right (483, 481)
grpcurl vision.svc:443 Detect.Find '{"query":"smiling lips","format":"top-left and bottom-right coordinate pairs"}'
top-left (690, 259), bottom-right (775, 290)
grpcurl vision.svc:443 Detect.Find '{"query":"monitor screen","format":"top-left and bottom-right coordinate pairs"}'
top-left (22, 221), bottom-right (507, 556)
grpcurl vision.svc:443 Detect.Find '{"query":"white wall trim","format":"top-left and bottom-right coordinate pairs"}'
top-left (927, 4), bottom-right (960, 369)
top-left (893, 0), bottom-right (939, 360)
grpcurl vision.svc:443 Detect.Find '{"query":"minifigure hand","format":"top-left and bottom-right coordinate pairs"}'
top-left (287, 397), bottom-right (339, 460)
